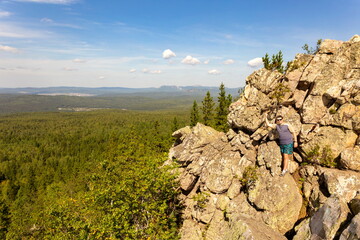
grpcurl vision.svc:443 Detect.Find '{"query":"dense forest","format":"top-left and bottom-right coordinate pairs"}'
top-left (0, 110), bottom-right (189, 239)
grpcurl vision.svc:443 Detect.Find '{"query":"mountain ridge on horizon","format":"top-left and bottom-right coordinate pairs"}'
top-left (0, 85), bottom-right (243, 96)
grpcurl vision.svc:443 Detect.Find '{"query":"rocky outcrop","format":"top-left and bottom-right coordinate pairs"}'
top-left (167, 35), bottom-right (360, 239)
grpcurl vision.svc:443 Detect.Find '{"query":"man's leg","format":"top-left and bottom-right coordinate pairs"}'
top-left (282, 153), bottom-right (289, 171)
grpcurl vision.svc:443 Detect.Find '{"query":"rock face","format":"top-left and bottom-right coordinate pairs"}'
top-left (167, 36), bottom-right (360, 239)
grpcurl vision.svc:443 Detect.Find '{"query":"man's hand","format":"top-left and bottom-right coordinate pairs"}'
top-left (294, 142), bottom-right (298, 148)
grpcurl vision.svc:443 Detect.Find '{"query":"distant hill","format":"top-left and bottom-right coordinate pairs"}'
top-left (0, 85), bottom-right (242, 97)
top-left (0, 85), bottom-right (243, 114)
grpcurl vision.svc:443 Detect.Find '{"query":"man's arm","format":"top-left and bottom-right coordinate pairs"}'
top-left (264, 113), bottom-right (276, 129)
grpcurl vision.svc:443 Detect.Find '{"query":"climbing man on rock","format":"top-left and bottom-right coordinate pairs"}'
top-left (264, 113), bottom-right (298, 176)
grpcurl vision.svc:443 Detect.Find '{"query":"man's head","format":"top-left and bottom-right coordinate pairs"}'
top-left (275, 115), bottom-right (283, 124)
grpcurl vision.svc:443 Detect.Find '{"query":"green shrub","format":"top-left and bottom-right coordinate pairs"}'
top-left (305, 144), bottom-right (336, 168)
top-left (269, 83), bottom-right (291, 104)
top-left (302, 39), bottom-right (323, 55)
top-left (240, 166), bottom-right (258, 189)
top-left (329, 108), bottom-right (337, 114)
top-left (193, 192), bottom-right (210, 211)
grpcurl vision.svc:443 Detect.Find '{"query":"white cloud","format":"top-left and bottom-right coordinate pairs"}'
top-left (129, 68), bottom-right (136, 73)
top-left (63, 67), bottom-right (77, 71)
top-left (41, 18), bottom-right (53, 23)
top-left (72, 58), bottom-right (86, 63)
top-left (0, 45), bottom-right (20, 53)
top-left (40, 17), bottom-right (81, 29)
top-left (181, 55), bottom-right (200, 65)
top-left (0, 11), bottom-right (12, 18)
top-left (208, 69), bottom-right (221, 75)
top-left (162, 49), bottom-right (176, 59)
top-left (204, 60), bottom-right (210, 64)
top-left (98, 76), bottom-right (105, 79)
top-left (15, 0), bottom-right (78, 4)
top-left (223, 59), bottom-right (235, 65)
top-left (247, 57), bottom-right (263, 68)
top-left (142, 68), bottom-right (161, 74)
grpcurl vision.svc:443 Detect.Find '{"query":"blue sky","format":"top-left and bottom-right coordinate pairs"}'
top-left (0, 0), bottom-right (359, 88)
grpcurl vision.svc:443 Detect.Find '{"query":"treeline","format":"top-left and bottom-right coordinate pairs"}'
top-left (0, 110), bottom-right (189, 239)
top-left (190, 83), bottom-right (240, 132)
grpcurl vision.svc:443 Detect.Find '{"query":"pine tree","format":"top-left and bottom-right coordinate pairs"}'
top-left (215, 83), bottom-right (230, 132)
top-left (201, 91), bottom-right (215, 126)
top-left (171, 117), bottom-right (179, 132)
top-left (190, 100), bottom-right (200, 127)
top-left (262, 53), bottom-right (270, 69)
top-left (262, 51), bottom-right (284, 73)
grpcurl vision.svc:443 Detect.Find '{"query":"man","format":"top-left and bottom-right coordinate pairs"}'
top-left (264, 113), bottom-right (298, 176)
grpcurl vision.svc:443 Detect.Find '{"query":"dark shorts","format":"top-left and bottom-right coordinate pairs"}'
top-left (280, 143), bottom-right (294, 155)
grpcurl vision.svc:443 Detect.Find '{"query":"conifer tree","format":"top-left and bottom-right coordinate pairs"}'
top-left (262, 50), bottom-right (284, 73)
top-left (190, 100), bottom-right (200, 127)
top-left (262, 53), bottom-right (270, 69)
top-left (171, 117), bottom-right (179, 132)
top-left (201, 91), bottom-right (215, 126)
top-left (215, 83), bottom-right (230, 132)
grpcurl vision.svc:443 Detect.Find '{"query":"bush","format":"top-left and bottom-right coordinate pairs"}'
top-left (269, 83), bottom-right (291, 104)
top-left (240, 166), bottom-right (258, 190)
top-left (193, 192), bottom-right (210, 211)
top-left (305, 144), bottom-right (336, 168)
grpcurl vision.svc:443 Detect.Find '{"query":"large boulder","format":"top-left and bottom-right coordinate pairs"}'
top-left (320, 168), bottom-right (360, 203)
top-left (246, 68), bottom-right (283, 94)
top-left (300, 126), bottom-right (357, 163)
top-left (340, 146), bottom-right (360, 171)
top-left (201, 150), bottom-right (241, 194)
top-left (205, 210), bottom-right (287, 240)
top-left (247, 169), bottom-right (303, 234)
top-left (339, 213), bottom-right (360, 240)
top-left (293, 196), bottom-right (350, 240)
top-left (257, 141), bottom-right (282, 176)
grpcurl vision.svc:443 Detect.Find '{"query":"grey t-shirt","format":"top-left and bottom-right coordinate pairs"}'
top-left (276, 124), bottom-right (293, 145)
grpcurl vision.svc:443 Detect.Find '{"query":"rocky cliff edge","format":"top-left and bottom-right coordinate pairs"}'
top-left (166, 35), bottom-right (360, 240)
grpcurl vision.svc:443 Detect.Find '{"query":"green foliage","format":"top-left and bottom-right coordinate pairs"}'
top-left (269, 83), bottom-right (291, 103)
top-left (0, 110), bottom-right (188, 239)
top-left (285, 59), bottom-right (307, 72)
top-left (192, 192), bottom-right (210, 211)
top-left (215, 83), bottom-right (231, 132)
top-left (201, 91), bottom-right (215, 127)
top-left (329, 107), bottom-right (337, 115)
top-left (262, 51), bottom-right (285, 73)
top-left (305, 144), bottom-right (336, 168)
top-left (172, 117), bottom-right (179, 132)
top-left (262, 53), bottom-right (271, 69)
top-left (0, 93), bottom-right (205, 114)
top-left (240, 166), bottom-right (258, 190)
top-left (190, 100), bottom-right (200, 127)
top-left (302, 39), bottom-right (323, 55)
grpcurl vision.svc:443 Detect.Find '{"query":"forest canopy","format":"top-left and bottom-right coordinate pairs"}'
top-left (0, 110), bottom-right (188, 239)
